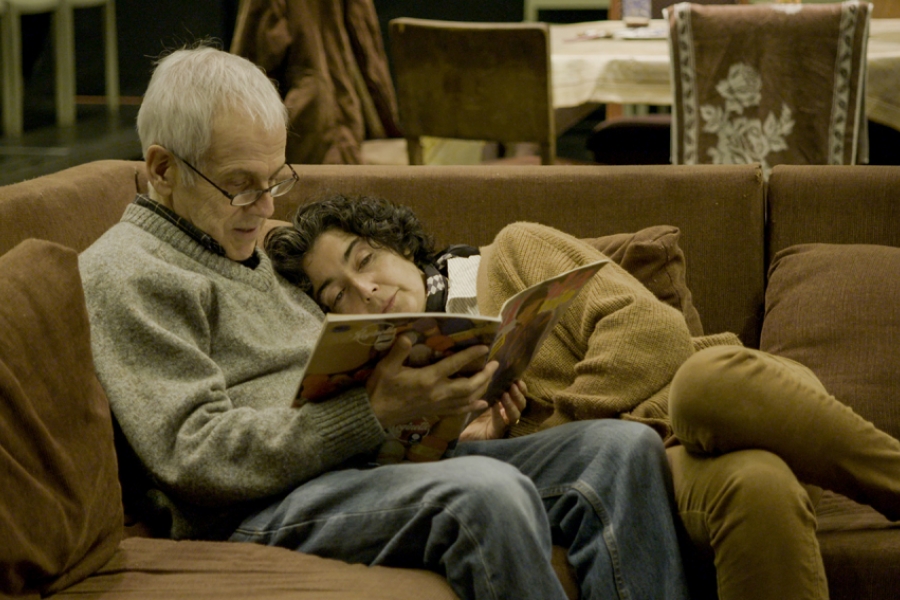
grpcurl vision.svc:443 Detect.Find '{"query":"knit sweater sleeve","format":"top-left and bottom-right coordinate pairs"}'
top-left (477, 222), bottom-right (696, 437)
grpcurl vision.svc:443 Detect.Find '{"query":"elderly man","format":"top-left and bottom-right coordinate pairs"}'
top-left (78, 45), bottom-right (689, 600)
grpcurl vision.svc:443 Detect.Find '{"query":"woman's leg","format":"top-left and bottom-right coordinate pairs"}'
top-left (230, 456), bottom-right (570, 600)
top-left (454, 420), bottom-right (690, 600)
top-left (667, 445), bottom-right (827, 600)
top-left (670, 345), bottom-right (900, 521)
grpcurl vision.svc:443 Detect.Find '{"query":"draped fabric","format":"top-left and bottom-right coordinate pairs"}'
top-left (231, 0), bottom-right (402, 164)
top-left (667, 1), bottom-right (871, 178)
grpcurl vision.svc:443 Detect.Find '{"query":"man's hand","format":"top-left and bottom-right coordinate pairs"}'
top-left (367, 333), bottom-right (499, 427)
top-left (459, 380), bottom-right (528, 442)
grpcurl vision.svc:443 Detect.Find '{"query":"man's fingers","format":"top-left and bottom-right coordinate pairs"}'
top-left (428, 344), bottom-right (491, 378)
top-left (377, 331), bottom-right (415, 372)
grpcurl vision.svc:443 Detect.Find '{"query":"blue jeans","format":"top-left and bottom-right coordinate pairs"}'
top-left (230, 420), bottom-right (689, 600)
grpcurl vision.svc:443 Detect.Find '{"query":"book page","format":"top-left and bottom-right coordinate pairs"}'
top-left (483, 259), bottom-right (609, 402)
top-left (293, 258), bottom-right (608, 463)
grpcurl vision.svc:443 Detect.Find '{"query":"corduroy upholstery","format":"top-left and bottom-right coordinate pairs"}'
top-left (1, 160), bottom-right (899, 599)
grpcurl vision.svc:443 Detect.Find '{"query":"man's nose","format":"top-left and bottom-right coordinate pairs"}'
top-left (247, 190), bottom-right (275, 218)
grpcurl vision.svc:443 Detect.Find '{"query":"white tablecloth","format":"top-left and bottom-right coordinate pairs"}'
top-left (551, 18), bottom-right (900, 130)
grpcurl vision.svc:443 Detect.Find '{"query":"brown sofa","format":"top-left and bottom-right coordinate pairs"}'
top-left (1, 160), bottom-right (898, 599)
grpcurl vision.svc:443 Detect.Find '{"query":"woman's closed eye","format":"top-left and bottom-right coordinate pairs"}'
top-left (330, 289), bottom-right (344, 311)
top-left (358, 252), bottom-right (373, 270)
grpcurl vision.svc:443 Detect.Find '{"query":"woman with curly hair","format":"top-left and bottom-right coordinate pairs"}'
top-left (265, 193), bottom-right (900, 600)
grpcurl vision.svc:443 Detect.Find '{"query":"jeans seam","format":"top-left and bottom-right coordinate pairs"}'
top-left (539, 480), bottom-right (631, 600)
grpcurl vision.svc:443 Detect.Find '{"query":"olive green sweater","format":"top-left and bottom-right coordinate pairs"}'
top-left (477, 222), bottom-right (741, 440)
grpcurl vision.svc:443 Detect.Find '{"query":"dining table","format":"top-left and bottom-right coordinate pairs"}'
top-left (549, 17), bottom-right (900, 131)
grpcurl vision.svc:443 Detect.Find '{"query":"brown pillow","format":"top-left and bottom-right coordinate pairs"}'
top-left (760, 243), bottom-right (900, 440)
top-left (0, 240), bottom-right (123, 596)
top-left (584, 225), bottom-right (704, 336)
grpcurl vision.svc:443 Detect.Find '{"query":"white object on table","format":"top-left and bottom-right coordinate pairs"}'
top-left (550, 18), bottom-right (900, 131)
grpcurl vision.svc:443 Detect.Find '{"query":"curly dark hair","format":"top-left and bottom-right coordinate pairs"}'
top-left (264, 194), bottom-right (437, 297)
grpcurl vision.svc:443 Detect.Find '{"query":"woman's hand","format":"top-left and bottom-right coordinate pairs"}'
top-left (459, 380), bottom-right (528, 442)
top-left (366, 333), bottom-right (499, 427)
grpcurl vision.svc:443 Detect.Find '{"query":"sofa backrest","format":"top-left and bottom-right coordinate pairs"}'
top-left (767, 165), bottom-right (900, 257)
top-left (0, 160), bottom-right (146, 257)
top-left (0, 160), bottom-right (766, 346)
top-left (276, 164), bottom-right (767, 346)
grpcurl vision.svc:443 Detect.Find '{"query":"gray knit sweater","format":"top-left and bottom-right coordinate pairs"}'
top-left (79, 202), bottom-right (386, 539)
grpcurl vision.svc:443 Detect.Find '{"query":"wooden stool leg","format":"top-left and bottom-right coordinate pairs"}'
top-left (2, 6), bottom-right (24, 137)
top-left (53, 2), bottom-right (76, 127)
top-left (102, 0), bottom-right (119, 114)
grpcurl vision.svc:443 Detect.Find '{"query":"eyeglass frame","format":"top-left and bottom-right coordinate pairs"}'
top-left (173, 153), bottom-right (299, 207)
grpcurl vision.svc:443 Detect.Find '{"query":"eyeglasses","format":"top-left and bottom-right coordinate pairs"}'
top-left (175, 154), bottom-right (299, 207)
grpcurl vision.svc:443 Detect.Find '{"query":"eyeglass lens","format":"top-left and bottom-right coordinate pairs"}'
top-left (231, 173), bottom-right (297, 206)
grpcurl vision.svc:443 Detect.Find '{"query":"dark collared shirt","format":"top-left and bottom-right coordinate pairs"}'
top-left (134, 195), bottom-right (260, 269)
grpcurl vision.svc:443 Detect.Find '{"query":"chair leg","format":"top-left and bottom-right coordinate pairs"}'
top-left (1, 7), bottom-right (25, 137)
top-left (539, 141), bottom-right (554, 165)
top-left (53, 3), bottom-right (76, 127)
top-left (406, 137), bottom-right (425, 165)
top-left (102, 0), bottom-right (119, 114)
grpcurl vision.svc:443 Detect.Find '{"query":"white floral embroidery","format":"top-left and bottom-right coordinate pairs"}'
top-left (700, 63), bottom-right (794, 179)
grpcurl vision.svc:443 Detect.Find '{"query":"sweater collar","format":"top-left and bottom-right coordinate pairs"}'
top-left (133, 195), bottom-right (261, 269)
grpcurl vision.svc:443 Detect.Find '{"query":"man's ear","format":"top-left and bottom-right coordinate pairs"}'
top-left (145, 145), bottom-right (176, 197)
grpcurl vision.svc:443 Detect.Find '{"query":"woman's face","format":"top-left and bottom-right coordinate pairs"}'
top-left (302, 229), bottom-right (427, 314)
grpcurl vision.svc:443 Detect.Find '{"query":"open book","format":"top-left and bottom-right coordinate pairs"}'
top-left (295, 258), bottom-right (609, 463)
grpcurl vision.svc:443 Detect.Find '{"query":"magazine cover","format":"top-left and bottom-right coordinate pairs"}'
top-left (294, 258), bottom-right (609, 462)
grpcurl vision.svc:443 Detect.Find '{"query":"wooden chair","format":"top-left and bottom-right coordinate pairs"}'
top-left (1, 0), bottom-right (62, 137)
top-left (668, 1), bottom-right (871, 177)
top-left (388, 18), bottom-right (560, 165)
top-left (0, 0), bottom-right (119, 137)
top-left (55, 0), bottom-right (121, 120)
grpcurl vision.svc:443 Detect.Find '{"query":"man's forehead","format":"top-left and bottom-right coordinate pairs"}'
top-left (205, 111), bottom-right (287, 165)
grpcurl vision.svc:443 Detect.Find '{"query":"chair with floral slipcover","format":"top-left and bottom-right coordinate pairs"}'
top-left (666, 1), bottom-right (871, 179)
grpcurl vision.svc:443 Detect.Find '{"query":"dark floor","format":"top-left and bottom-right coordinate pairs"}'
top-left (0, 101), bottom-right (143, 187)
top-left (0, 100), bottom-right (603, 188)
top-left (557, 106), bottom-right (605, 162)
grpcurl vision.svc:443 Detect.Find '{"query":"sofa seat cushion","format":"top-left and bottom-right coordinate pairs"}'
top-left (53, 537), bottom-right (459, 600)
top-left (815, 491), bottom-right (900, 600)
top-left (760, 243), bottom-right (900, 440)
top-left (0, 240), bottom-right (123, 596)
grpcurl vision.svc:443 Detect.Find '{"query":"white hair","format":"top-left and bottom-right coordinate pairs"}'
top-left (136, 43), bottom-right (288, 185)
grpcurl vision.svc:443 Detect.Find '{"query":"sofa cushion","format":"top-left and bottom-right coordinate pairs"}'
top-left (585, 225), bottom-right (704, 336)
top-left (760, 243), bottom-right (900, 440)
top-left (0, 239), bottom-right (123, 596)
top-left (815, 490), bottom-right (900, 600)
top-left (54, 537), bottom-right (459, 600)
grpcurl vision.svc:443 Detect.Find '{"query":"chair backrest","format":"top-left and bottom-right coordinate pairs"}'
top-left (388, 18), bottom-right (555, 164)
top-left (666, 1), bottom-right (871, 178)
